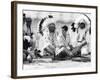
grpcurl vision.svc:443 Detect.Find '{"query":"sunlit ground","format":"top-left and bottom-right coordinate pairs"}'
top-left (23, 55), bottom-right (91, 70)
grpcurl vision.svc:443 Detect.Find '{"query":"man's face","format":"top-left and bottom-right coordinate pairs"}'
top-left (62, 28), bottom-right (66, 36)
top-left (48, 23), bottom-right (56, 33)
top-left (74, 22), bottom-right (87, 42)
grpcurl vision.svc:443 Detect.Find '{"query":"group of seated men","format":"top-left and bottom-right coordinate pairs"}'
top-left (23, 14), bottom-right (91, 63)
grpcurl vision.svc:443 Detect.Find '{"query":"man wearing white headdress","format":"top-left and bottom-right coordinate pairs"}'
top-left (38, 15), bottom-right (58, 56)
top-left (69, 14), bottom-right (91, 57)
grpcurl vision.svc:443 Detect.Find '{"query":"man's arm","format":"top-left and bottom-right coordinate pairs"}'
top-left (71, 41), bottom-right (87, 56)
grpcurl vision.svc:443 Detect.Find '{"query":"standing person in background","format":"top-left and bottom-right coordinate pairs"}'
top-left (23, 13), bottom-right (32, 35)
top-left (23, 13), bottom-right (27, 35)
top-left (26, 17), bottom-right (32, 35)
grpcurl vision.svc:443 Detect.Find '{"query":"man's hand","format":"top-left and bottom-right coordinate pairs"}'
top-left (72, 47), bottom-right (80, 55)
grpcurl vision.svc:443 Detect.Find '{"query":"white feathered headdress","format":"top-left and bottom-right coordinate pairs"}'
top-left (42, 16), bottom-right (56, 30)
top-left (38, 15), bottom-right (57, 35)
top-left (74, 14), bottom-right (91, 29)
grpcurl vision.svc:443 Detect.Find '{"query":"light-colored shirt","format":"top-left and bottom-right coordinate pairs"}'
top-left (57, 32), bottom-right (70, 49)
top-left (38, 30), bottom-right (57, 54)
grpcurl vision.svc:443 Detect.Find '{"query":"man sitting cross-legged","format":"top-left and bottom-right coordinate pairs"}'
top-left (54, 25), bottom-right (87, 60)
top-left (54, 25), bottom-right (72, 60)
